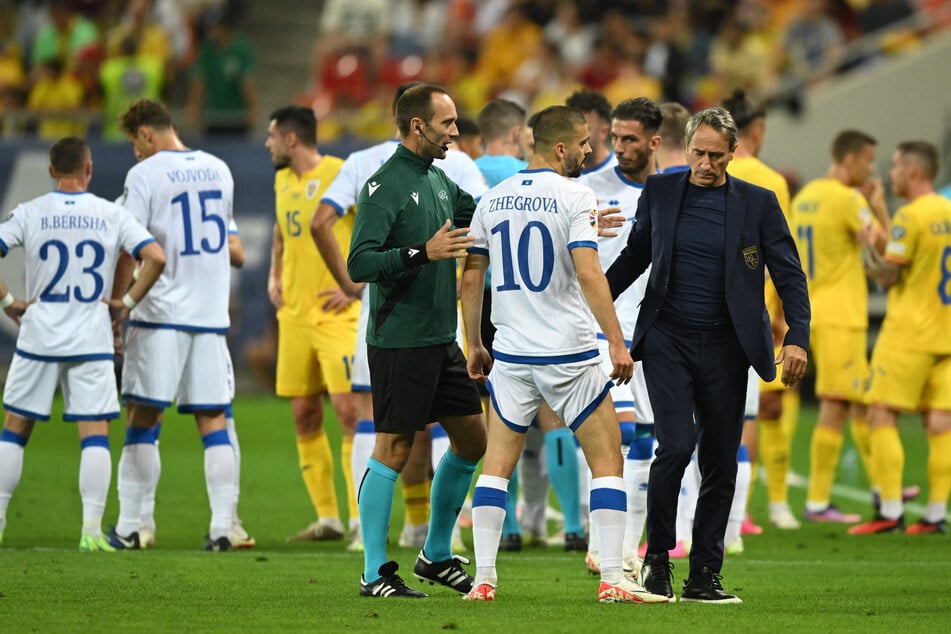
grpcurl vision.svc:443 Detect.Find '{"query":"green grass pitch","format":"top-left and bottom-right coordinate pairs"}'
top-left (1, 394), bottom-right (949, 632)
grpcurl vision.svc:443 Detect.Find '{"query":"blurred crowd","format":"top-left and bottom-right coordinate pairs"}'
top-left (0, 0), bottom-right (255, 139)
top-left (302, 0), bottom-right (947, 142)
top-left (1, 0), bottom-right (948, 143)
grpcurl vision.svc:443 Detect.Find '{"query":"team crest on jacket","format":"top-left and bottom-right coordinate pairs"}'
top-left (743, 246), bottom-right (759, 270)
top-left (306, 179), bottom-right (321, 199)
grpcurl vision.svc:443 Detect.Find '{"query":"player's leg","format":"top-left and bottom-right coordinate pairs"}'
top-left (537, 405), bottom-right (585, 550)
top-left (517, 423), bottom-right (549, 542)
top-left (623, 361), bottom-right (654, 570)
top-left (735, 369), bottom-right (761, 538)
top-left (759, 383), bottom-right (799, 529)
top-left (137, 415), bottom-right (161, 547)
top-left (179, 332), bottom-right (235, 550)
top-left (805, 327), bottom-right (865, 522)
top-left (224, 404), bottom-right (255, 548)
top-left (414, 343), bottom-right (484, 594)
top-left (467, 363), bottom-right (535, 600)
top-left (399, 429), bottom-right (432, 549)
top-left (0, 353), bottom-right (56, 544)
top-left (915, 405), bottom-right (951, 533)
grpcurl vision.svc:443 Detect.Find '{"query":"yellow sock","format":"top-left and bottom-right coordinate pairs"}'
top-left (760, 418), bottom-right (789, 505)
top-left (927, 431), bottom-right (951, 505)
top-left (806, 426), bottom-right (843, 507)
top-left (870, 426), bottom-right (904, 503)
top-left (781, 390), bottom-right (800, 444)
top-left (296, 431), bottom-right (339, 520)
top-left (850, 417), bottom-right (875, 489)
top-left (402, 481), bottom-right (430, 526)
top-left (341, 436), bottom-right (357, 523)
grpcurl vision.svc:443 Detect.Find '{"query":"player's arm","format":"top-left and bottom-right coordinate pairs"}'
top-left (460, 251), bottom-right (491, 383)
top-left (860, 178), bottom-right (891, 234)
top-left (863, 243), bottom-right (904, 290)
top-left (605, 187), bottom-right (652, 299)
top-left (0, 278), bottom-right (31, 325)
top-left (103, 242), bottom-right (166, 325)
top-left (228, 233), bottom-right (245, 269)
top-left (573, 246), bottom-right (633, 385)
top-left (267, 222), bottom-right (283, 309)
top-left (310, 201), bottom-right (364, 298)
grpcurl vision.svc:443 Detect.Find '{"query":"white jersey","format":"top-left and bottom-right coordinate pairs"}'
top-left (0, 191), bottom-right (154, 359)
top-left (581, 152), bottom-right (618, 177)
top-left (578, 165), bottom-right (649, 341)
top-left (470, 168), bottom-right (600, 362)
top-left (119, 149), bottom-right (234, 332)
top-left (319, 139), bottom-right (487, 215)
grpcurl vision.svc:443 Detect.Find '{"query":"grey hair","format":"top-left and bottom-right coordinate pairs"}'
top-left (685, 107), bottom-right (739, 151)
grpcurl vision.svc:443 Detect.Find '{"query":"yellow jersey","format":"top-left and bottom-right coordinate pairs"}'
top-left (881, 193), bottom-right (951, 353)
top-left (791, 177), bottom-right (872, 329)
top-left (730, 156), bottom-right (792, 334)
top-left (274, 156), bottom-right (358, 324)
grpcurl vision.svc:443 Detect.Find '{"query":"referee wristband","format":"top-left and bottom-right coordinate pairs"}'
top-left (400, 243), bottom-right (430, 268)
top-left (122, 293), bottom-right (138, 310)
top-left (0, 292), bottom-right (13, 309)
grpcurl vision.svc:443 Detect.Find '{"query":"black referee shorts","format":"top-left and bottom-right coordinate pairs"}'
top-left (368, 342), bottom-right (483, 433)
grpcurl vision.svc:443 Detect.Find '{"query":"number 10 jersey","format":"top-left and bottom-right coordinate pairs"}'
top-left (120, 149), bottom-right (234, 332)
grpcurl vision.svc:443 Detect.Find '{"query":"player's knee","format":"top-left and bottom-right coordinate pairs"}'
top-left (759, 392), bottom-right (782, 420)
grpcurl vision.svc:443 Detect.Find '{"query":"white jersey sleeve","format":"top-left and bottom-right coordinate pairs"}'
top-left (120, 149), bottom-right (234, 331)
top-left (0, 192), bottom-right (156, 359)
top-left (319, 140), bottom-right (399, 215)
top-left (442, 149), bottom-right (489, 200)
top-left (476, 169), bottom-right (600, 362)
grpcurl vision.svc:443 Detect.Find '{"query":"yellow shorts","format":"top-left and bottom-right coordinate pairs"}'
top-left (812, 326), bottom-right (868, 402)
top-left (276, 317), bottom-right (357, 397)
top-left (866, 331), bottom-right (951, 412)
top-left (759, 344), bottom-right (785, 393)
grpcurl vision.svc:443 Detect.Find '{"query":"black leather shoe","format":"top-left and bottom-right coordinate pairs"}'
top-left (498, 533), bottom-right (522, 552)
top-left (641, 552), bottom-right (675, 601)
top-left (681, 567), bottom-right (742, 603)
top-left (564, 531), bottom-right (588, 552)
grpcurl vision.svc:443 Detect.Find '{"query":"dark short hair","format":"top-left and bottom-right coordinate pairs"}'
top-left (658, 102), bottom-right (690, 150)
top-left (119, 99), bottom-right (173, 137)
top-left (532, 105), bottom-right (586, 153)
top-left (477, 99), bottom-right (526, 143)
top-left (897, 140), bottom-right (939, 181)
top-left (49, 136), bottom-right (89, 176)
top-left (611, 97), bottom-right (663, 133)
top-left (526, 110), bottom-right (542, 129)
top-left (721, 89), bottom-right (765, 131)
top-left (455, 116), bottom-right (480, 137)
top-left (395, 83), bottom-right (449, 137)
top-left (566, 90), bottom-right (612, 123)
top-left (270, 105), bottom-right (318, 147)
top-left (392, 81), bottom-right (423, 115)
top-left (831, 130), bottom-right (876, 163)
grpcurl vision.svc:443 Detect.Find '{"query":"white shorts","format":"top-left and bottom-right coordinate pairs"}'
top-left (351, 285), bottom-right (371, 392)
top-left (486, 358), bottom-right (613, 433)
top-left (630, 361), bottom-right (654, 425)
top-left (745, 366), bottom-right (760, 420)
top-left (121, 326), bottom-right (232, 412)
top-left (3, 354), bottom-right (119, 421)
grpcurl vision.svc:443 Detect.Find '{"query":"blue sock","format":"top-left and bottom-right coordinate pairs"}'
top-left (359, 458), bottom-right (398, 582)
top-left (502, 465), bottom-right (521, 538)
top-left (546, 427), bottom-right (583, 535)
top-left (423, 449), bottom-right (477, 562)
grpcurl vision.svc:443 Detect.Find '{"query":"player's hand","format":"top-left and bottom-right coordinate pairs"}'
top-left (101, 298), bottom-right (131, 329)
top-left (467, 344), bottom-right (493, 384)
top-left (776, 344), bottom-right (807, 388)
top-left (3, 298), bottom-right (32, 326)
top-left (597, 207), bottom-right (625, 237)
top-left (426, 219), bottom-right (475, 261)
top-left (608, 341), bottom-right (634, 385)
top-left (859, 178), bottom-right (885, 210)
top-left (318, 287), bottom-right (357, 314)
top-left (344, 281), bottom-right (366, 299)
top-left (268, 277), bottom-right (283, 310)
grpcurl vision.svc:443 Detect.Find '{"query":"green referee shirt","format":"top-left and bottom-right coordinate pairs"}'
top-left (348, 144), bottom-right (476, 348)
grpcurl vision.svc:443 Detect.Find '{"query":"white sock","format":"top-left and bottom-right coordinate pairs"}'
top-left (725, 450), bottom-right (751, 548)
top-left (518, 427), bottom-right (548, 537)
top-left (925, 502), bottom-right (947, 524)
top-left (471, 474), bottom-right (508, 587)
top-left (590, 476), bottom-right (626, 584)
top-left (79, 442), bottom-right (111, 537)
top-left (117, 441), bottom-right (156, 536)
top-left (577, 446), bottom-right (590, 528)
top-left (204, 444), bottom-right (235, 540)
top-left (0, 438), bottom-right (26, 531)
top-left (353, 420), bottom-right (375, 504)
top-left (226, 412), bottom-right (241, 519)
top-left (676, 452), bottom-right (700, 544)
top-left (139, 442), bottom-right (160, 532)
top-left (431, 432), bottom-right (450, 473)
top-left (624, 456), bottom-right (651, 554)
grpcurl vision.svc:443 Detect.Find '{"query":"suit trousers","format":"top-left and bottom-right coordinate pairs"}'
top-left (642, 317), bottom-right (749, 575)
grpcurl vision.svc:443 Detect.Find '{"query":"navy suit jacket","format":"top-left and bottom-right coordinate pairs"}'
top-left (605, 169), bottom-right (810, 382)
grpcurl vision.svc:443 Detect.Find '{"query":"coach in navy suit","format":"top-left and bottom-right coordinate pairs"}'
top-left (605, 107), bottom-right (810, 603)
